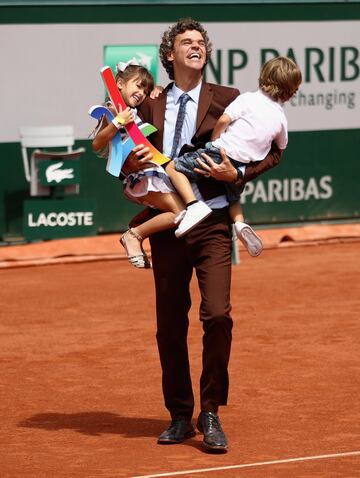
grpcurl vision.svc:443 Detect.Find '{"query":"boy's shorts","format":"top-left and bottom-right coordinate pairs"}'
top-left (174, 143), bottom-right (244, 204)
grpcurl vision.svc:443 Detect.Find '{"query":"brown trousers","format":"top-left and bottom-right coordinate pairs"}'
top-left (149, 208), bottom-right (233, 420)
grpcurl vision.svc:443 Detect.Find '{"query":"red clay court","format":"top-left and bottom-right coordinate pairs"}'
top-left (0, 224), bottom-right (359, 477)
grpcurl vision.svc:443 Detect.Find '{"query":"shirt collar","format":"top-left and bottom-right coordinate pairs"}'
top-left (258, 89), bottom-right (284, 108)
top-left (172, 81), bottom-right (202, 105)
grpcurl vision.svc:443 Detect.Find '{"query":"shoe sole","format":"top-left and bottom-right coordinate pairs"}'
top-left (175, 210), bottom-right (212, 238)
top-left (196, 423), bottom-right (229, 454)
top-left (238, 227), bottom-right (263, 257)
top-left (157, 429), bottom-right (196, 444)
top-left (197, 423), bottom-right (228, 452)
top-left (202, 441), bottom-right (228, 453)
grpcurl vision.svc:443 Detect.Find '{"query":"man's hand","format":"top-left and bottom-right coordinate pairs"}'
top-left (122, 144), bottom-right (154, 175)
top-left (194, 148), bottom-right (238, 182)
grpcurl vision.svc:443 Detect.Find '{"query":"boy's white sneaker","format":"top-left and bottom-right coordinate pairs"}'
top-left (175, 201), bottom-right (212, 238)
top-left (235, 221), bottom-right (263, 257)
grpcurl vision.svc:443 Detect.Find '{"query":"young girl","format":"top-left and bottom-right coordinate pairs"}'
top-left (92, 63), bottom-right (186, 269)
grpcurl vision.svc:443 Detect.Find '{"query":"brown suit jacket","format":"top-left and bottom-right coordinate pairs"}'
top-left (138, 81), bottom-right (282, 195)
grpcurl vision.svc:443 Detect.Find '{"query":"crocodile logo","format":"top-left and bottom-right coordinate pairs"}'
top-left (45, 162), bottom-right (74, 183)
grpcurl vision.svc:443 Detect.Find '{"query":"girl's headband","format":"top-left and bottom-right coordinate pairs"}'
top-left (116, 57), bottom-right (141, 73)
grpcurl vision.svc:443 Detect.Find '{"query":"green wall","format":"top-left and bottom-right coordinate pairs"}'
top-left (1, 127), bottom-right (359, 241)
top-left (240, 129), bottom-right (359, 224)
top-left (0, 140), bottom-right (142, 241)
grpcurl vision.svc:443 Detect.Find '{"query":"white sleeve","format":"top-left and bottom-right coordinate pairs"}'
top-left (274, 117), bottom-right (288, 150)
top-left (224, 95), bottom-right (244, 121)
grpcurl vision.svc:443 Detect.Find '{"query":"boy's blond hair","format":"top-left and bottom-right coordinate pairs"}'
top-left (259, 56), bottom-right (302, 102)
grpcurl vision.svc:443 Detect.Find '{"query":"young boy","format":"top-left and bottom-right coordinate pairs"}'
top-left (166, 56), bottom-right (302, 254)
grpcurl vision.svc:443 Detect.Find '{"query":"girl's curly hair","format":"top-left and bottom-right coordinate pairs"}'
top-left (159, 17), bottom-right (212, 80)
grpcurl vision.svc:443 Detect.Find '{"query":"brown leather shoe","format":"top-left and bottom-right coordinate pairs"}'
top-left (197, 412), bottom-right (228, 452)
top-left (157, 419), bottom-right (196, 444)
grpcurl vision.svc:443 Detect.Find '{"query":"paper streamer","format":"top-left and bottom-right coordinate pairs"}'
top-left (89, 104), bottom-right (157, 177)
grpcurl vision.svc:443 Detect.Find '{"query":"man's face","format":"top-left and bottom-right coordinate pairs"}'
top-left (167, 29), bottom-right (207, 75)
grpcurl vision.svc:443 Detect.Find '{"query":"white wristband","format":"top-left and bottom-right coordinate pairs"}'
top-left (112, 117), bottom-right (122, 130)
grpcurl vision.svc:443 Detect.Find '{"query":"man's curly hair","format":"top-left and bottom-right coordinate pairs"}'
top-left (159, 17), bottom-right (212, 80)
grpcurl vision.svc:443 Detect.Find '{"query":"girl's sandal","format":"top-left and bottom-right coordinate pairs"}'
top-left (120, 228), bottom-right (152, 269)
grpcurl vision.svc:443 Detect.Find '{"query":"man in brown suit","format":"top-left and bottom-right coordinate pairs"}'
top-left (123, 18), bottom-right (282, 452)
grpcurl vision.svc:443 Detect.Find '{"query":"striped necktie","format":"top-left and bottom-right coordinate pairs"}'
top-left (169, 93), bottom-right (191, 159)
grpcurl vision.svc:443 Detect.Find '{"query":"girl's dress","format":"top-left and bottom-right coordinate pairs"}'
top-left (91, 105), bottom-right (175, 207)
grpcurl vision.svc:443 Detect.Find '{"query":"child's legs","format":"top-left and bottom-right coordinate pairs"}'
top-left (223, 157), bottom-right (244, 222)
top-left (121, 191), bottom-right (185, 258)
top-left (144, 191), bottom-right (184, 214)
top-left (166, 161), bottom-right (197, 204)
top-left (134, 191), bottom-right (185, 239)
top-left (229, 202), bottom-right (244, 223)
top-left (169, 147), bottom-right (216, 204)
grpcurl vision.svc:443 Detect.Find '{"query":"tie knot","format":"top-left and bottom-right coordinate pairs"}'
top-left (179, 93), bottom-right (191, 105)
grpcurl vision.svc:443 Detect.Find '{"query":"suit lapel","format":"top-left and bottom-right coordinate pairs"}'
top-left (195, 82), bottom-right (213, 134)
top-left (152, 83), bottom-right (173, 150)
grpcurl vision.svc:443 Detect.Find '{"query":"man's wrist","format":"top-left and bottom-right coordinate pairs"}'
top-left (232, 168), bottom-right (242, 183)
top-left (233, 165), bottom-right (246, 184)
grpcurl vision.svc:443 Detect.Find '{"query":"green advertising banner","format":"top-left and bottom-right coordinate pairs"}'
top-left (23, 198), bottom-right (97, 240)
top-left (240, 129), bottom-right (359, 225)
top-left (104, 45), bottom-right (159, 83)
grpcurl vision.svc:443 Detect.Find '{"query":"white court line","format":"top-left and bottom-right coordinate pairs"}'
top-left (132, 450), bottom-right (360, 478)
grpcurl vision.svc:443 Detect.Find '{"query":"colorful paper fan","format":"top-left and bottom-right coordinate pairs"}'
top-left (89, 104), bottom-right (158, 177)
